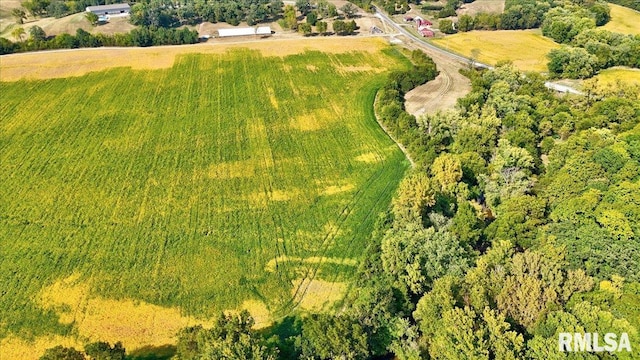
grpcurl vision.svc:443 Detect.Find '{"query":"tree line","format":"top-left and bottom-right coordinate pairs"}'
top-left (129, 0), bottom-right (283, 28)
top-left (0, 26), bottom-right (198, 55)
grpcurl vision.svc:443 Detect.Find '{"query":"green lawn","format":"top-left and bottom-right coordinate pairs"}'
top-left (0, 48), bottom-right (410, 348)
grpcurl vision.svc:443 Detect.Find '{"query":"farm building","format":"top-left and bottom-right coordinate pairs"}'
top-left (256, 26), bottom-right (272, 36)
top-left (86, 3), bottom-right (131, 15)
top-left (420, 29), bottom-right (434, 37)
top-left (217, 26), bottom-right (272, 38)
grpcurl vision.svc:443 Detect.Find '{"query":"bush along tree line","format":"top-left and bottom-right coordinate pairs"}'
top-left (39, 56), bottom-right (640, 360)
top-left (0, 26), bottom-right (198, 55)
top-left (546, 26), bottom-right (640, 79)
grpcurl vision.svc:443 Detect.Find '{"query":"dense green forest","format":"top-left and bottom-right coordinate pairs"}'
top-left (38, 47), bottom-right (640, 359)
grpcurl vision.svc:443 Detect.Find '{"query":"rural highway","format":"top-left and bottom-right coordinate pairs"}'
top-left (373, 7), bottom-right (583, 95)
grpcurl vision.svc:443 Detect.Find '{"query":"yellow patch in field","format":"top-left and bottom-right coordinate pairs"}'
top-left (291, 278), bottom-right (348, 311)
top-left (244, 188), bottom-right (300, 207)
top-left (601, 4), bottom-right (640, 36)
top-left (432, 29), bottom-right (560, 72)
top-left (208, 161), bottom-right (256, 179)
top-left (355, 152), bottom-right (383, 163)
top-left (267, 87), bottom-right (279, 109)
top-left (0, 335), bottom-right (84, 360)
top-left (306, 64), bottom-right (318, 71)
top-left (225, 300), bottom-right (272, 329)
top-left (37, 275), bottom-right (213, 353)
top-left (264, 256), bottom-right (358, 272)
top-left (291, 114), bottom-right (323, 131)
top-left (39, 273), bottom-right (88, 324)
top-left (594, 67), bottom-right (640, 87)
top-left (320, 183), bottom-right (355, 195)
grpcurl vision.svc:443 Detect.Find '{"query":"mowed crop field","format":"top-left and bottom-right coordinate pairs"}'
top-left (432, 29), bottom-right (560, 72)
top-left (0, 46), bottom-right (410, 357)
top-left (594, 67), bottom-right (640, 86)
top-left (601, 3), bottom-right (640, 36)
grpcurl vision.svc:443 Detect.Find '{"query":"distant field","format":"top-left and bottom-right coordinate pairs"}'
top-left (0, 45), bottom-right (409, 357)
top-left (0, 37), bottom-right (390, 81)
top-left (0, 12), bottom-right (135, 39)
top-left (602, 3), bottom-right (640, 35)
top-left (457, 0), bottom-right (505, 16)
top-left (595, 67), bottom-right (640, 86)
top-left (432, 29), bottom-right (560, 72)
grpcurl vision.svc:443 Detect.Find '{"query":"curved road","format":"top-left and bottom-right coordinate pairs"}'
top-left (374, 8), bottom-right (583, 96)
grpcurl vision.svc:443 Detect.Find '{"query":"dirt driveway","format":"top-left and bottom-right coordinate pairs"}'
top-left (400, 34), bottom-right (472, 117)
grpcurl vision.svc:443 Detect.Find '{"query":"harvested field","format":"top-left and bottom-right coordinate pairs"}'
top-left (431, 29), bottom-right (560, 72)
top-left (0, 42), bottom-right (410, 358)
top-left (0, 37), bottom-right (390, 81)
top-left (595, 67), bottom-right (640, 86)
top-left (601, 3), bottom-right (640, 36)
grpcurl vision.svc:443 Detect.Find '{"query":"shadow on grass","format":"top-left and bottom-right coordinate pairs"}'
top-left (127, 344), bottom-right (176, 360)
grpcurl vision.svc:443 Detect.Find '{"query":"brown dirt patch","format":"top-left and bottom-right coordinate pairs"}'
top-left (399, 34), bottom-right (472, 116)
top-left (0, 37), bottom-right (389, 81)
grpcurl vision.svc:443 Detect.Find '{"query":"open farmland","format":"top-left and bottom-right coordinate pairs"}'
top-left (431, 29), bottom-right (560, 72)
top-left (0, 45), bottom-right (410, 357)
top-left (594, 67), bottom-right (640, 86)
top-left (601, 3), bottom-right (640, 36)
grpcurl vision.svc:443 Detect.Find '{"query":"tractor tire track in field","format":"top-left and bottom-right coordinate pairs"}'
top-left (282, 86), bottom-right (409, 314)
top-left (282, 163), bottom-right (385, 314)
top-left (401, 38), bottom-right (470, 118)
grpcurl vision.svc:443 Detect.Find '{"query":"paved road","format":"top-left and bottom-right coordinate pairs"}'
top-left (374, 8), bottom-right (583, 95)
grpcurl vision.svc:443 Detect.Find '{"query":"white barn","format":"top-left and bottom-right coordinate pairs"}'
top-left (86, 4), bottom-right (131, 15)
top-left (217, 26), bottom-right (272, 38)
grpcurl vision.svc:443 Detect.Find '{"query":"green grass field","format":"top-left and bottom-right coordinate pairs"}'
top-left (0, 48), bottom-right (410, 353)
top-left (602, 3), bottom-right (640, 36)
